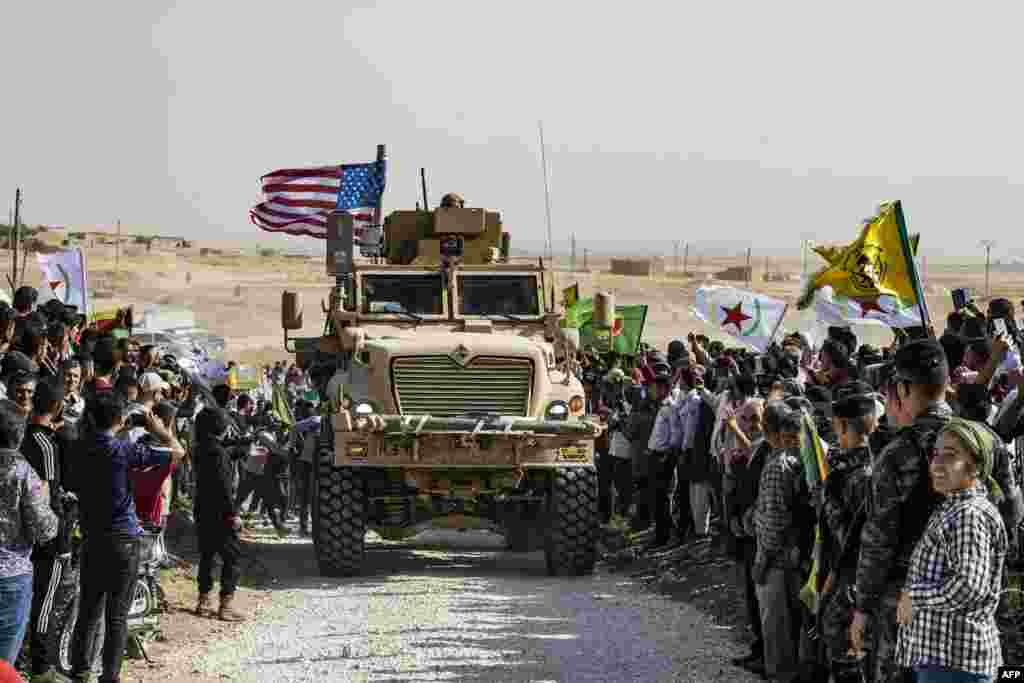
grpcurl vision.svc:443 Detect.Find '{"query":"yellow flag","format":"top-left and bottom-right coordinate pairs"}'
top-left (798, 202), bottom-right (920, 309)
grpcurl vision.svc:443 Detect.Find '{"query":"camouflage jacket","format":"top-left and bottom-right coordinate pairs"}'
top-left (820, 445), bottom-right (872, 577)
top-left (855, 402), bottom-right (951, 613)
top-left (0, 448), bottom-right (59, 578)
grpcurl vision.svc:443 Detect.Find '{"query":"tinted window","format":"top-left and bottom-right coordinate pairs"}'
top-left (361, 274), bottom-right (444, 315)
top-left (459, 275), bottom-right (540, 316)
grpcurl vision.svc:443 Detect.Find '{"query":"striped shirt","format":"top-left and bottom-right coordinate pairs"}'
top-left (896, 482), bottom-right (1006, 676)
top-left (21, 424), bottom-right (63, 490)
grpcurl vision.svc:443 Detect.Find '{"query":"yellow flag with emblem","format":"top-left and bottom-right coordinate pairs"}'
top-left (798, 201), bottom-right (921, 310)
top-left (271, 385), bottom-right (294, 427)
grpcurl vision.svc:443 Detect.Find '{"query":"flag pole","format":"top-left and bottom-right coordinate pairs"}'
top-left (893, 200), bottom-right (932, 337)
top-left (768, 303), bottom-right (789, 347)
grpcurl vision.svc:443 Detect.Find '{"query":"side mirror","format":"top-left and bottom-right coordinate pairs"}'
top-left (282, 291), bottom-right (303, 331)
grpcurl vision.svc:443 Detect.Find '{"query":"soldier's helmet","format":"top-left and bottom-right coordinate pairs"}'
top-left (439, 193), bottom-right (465, 209)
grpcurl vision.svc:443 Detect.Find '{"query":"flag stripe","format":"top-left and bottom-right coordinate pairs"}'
top-left (262, 196), bottom-right (338, 210)
top-left (251, 206), bottom-right (328, 225)
top-left (261, 167), bottom-right (342, 180)
top-left (251, 160), bottom-right (386, 242)
top-left (261, 183), bottom-right (340, 195)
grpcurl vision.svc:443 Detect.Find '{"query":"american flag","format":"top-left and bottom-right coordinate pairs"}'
top-left (249, 160), bottom-right (386, 242)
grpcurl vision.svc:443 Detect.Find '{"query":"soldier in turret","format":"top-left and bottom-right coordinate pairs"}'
top-left (439, 193), bottom-right (465, 209)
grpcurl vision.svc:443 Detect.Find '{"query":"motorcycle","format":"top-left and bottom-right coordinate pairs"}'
top-left (55, 526), bottom-right (167, 674)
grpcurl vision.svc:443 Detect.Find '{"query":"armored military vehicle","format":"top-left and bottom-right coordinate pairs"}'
top-left (281, 203), bottom-right (602, 577)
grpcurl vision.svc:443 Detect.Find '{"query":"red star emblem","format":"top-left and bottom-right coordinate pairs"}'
top-left (720, 302), bottom-right (750, 332)
top-left (48, 281), bottom-right (63, 291)
top-left (858, 298), bottom-right (888, 317)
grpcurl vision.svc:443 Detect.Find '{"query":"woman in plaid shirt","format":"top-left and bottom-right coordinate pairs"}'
top-left (895, 417), bottom-right (1007, 681)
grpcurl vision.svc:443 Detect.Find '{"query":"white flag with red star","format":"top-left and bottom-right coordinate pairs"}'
top-left (691, 286), bottom-right (788, 352)
top-left (36, 248), bottom-right (88, 314)
top-left (812, 285), bottom-right (922, 328)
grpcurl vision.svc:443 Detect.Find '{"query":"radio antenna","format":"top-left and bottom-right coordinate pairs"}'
top-left (538, 121), bottom-right (554, 264)
top-left (420, 168), bottom-right (430, 210)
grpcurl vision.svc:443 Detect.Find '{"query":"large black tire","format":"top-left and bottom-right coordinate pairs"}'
top-left (544, 467), bottom-right (599, 576)
top-left (313, 447), bottom-right (367, 577)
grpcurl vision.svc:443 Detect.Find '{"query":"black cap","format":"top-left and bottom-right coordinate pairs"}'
top-left (989, 298), bottom-right (1014, 320)
top-left (832, 381), bottom-right (874, 403)
top-left (833, 394), bottom-right (877, 419)
top-left (832, 381), bottom-right (877, 419)
top-left (893, 338), bottom-right (949, 385)
top-left (667, 340), bottom-right (686, 361)
top-left (13, 286), bottom-right (38, 312)
top-left (1, 351), bottom-right (35, 379)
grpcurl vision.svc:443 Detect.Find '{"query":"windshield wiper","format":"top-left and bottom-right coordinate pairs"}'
top-left (370, 302), bottom-right (424, 322)
top-left (481, 312), bottom-right (524, 322)
top-left (392, 307), bottom-right (424, 323)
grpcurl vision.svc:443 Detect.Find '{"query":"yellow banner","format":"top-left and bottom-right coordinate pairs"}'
top-left (799, 202), bottom-right (919, 308)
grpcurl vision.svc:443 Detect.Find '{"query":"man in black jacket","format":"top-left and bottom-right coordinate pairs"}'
top-left (193, 407), bottom-right (246, 622)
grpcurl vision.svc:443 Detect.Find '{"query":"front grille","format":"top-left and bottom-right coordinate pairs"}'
top-left (391, 355), bottom-right (533, 417)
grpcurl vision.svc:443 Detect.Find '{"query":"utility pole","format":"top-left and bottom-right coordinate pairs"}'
top-left (745, 246), bottom-right (752, 287)
top-left (583, 248), bottom-right (588, 272)
top-left (980, 240), bottom-right (997, 298)
top-left (673, 240), bottom-right (680, 272)
top-left (115, 219), bottom-right (122, 290)
top-left (10, 188), bottom-right (21, 293)
top-left (570, 233), bottom-right (576, 272)
top-left (683, 242), bottom-right (689, 277)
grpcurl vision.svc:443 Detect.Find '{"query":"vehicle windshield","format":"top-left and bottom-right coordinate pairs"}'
top-left (361, 273), bottom-right (444, 315)
top-left (458, 275), bottom-right (540, 316)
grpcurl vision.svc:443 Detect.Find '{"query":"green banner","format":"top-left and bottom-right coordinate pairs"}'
top-left (565, 298), bottom-right (648, 354)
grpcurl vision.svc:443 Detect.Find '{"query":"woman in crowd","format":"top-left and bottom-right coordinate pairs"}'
top-left (896, 417), bottom-right (1008, 682)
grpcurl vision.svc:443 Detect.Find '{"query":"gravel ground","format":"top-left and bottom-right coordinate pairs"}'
top-left (138, 527), bottom-right (762, 683)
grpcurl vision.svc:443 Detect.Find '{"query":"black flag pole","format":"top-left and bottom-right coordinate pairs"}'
top-left (893, 200), bottom-right (932, 337)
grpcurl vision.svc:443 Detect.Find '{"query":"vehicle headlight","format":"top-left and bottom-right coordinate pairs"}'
top-left (546, 400), bottom-right (569, 421)
top-left (354, 402), bottom-right (374, 417)
top-left (568, 395), bottom-right (585, 417)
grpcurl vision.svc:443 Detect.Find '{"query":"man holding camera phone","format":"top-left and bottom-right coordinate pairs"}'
top-left (69, 392), bottom-right (184, 683)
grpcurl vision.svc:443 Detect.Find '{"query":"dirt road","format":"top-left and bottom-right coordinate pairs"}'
top-left (138, 528), bottom-right (761, 683)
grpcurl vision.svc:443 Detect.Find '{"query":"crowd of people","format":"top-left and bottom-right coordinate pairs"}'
top-left (0, 285), bottom-right (321, 683)
top-left (584, 297), bottom-right (1024, 682)
top-left (4, 276), bottom-right (1023, 682)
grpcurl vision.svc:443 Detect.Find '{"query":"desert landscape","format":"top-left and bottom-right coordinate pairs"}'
top-left (3, 235), bottom-right (1018, 362)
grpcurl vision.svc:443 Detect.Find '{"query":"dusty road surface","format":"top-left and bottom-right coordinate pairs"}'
top-left (143, 529), bottom-right (761, 683)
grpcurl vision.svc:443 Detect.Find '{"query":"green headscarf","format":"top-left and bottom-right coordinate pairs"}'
top-left (940, 417), bottom-right (995, 485)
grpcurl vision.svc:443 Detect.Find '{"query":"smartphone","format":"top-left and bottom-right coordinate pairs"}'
top-left (993, 318), bottom-right (1008, 337)
top-left (951, 288), bottom-right (970, 311)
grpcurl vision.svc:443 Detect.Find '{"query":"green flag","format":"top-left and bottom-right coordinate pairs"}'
top-left (568, 299), bottom-right (648, 354)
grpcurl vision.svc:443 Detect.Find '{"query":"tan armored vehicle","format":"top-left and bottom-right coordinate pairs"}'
top-left (281, 204), bottom-right (602, 577)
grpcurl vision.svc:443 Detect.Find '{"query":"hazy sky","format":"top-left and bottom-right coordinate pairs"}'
top-left (3, 2), bottom-right (1023, 257)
